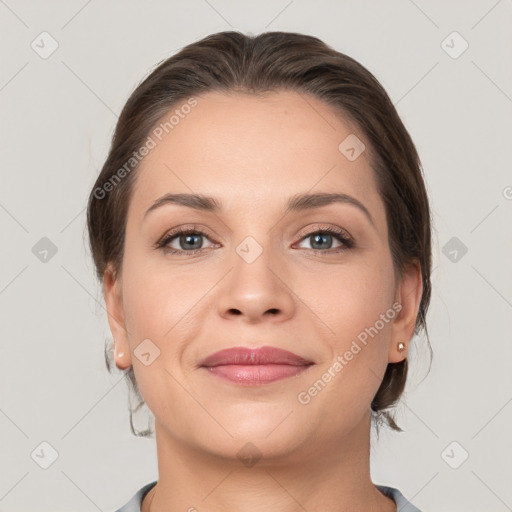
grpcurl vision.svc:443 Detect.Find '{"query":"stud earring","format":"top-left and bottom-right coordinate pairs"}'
top-left (397, 342), bottom-right (406, 353)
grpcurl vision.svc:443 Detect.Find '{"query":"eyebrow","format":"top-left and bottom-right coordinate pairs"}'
top-left (143, 192), bottom-right (375, 227)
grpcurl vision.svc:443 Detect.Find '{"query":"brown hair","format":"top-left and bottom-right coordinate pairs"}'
top-left (87, 31), bottom-right (432, 436)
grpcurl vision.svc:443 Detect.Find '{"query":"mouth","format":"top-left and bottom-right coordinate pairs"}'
top-left (199, 346), bottom-right (314, 386)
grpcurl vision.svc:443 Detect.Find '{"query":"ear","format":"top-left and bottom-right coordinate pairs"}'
top-left (388, 260), bottom-right (423, 363)
top-left (103, 264), bottom-right (132, 370)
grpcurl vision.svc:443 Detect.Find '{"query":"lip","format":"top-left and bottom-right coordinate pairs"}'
top-left (199, 346), bottom-right (313, 367)
top-left (199, 346), bottom-right (314, 385)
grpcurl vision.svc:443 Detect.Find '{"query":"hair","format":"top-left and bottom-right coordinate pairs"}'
top-left (87, 30), bottom-right (433, 436)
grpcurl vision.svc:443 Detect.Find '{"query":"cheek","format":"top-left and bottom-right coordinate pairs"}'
top-left (121, 252), bottom-right (211, 347)
top-left (119, 255), bottom-right (195, 413)
top-left (300, 256), bottom-right (395, 347)
top-left (301, 271), bottom-right (396, 425)
top-left (122, 273), bottom-right (166, 340)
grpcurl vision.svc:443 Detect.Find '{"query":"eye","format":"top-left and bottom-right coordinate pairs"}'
top-left (295, 226), bottom-right (354, 254)
top-left (155, 225), bottom-right (354, 256)
top-left (155, 226), bottom-right (217, 255)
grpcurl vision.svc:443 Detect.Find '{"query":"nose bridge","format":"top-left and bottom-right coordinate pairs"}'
top-left (227, 207), bottom-right (280, 267)
top-left (231, 230), bottom-right (280, 288)
top-left (217, 225), bottom-right (295, 320)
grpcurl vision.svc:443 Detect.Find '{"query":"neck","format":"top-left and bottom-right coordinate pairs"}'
top-left (142, 411), bottom-right (395, 512)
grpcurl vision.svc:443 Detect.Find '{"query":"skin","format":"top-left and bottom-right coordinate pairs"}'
top-left (103, 90), bottom-right (422, 512)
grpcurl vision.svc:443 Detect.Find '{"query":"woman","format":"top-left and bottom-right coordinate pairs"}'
top-left (87, 30), bottom-right (431, 512)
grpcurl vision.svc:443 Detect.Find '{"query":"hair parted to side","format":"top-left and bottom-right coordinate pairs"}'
top-left (87, 31), bottom-right (433, 437)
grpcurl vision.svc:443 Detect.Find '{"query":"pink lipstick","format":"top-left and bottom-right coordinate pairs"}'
top-left (199, 346), bottom-right (314, 385)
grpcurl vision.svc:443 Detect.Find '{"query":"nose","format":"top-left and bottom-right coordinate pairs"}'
top-left (216, 239), bottom-right (296, 324)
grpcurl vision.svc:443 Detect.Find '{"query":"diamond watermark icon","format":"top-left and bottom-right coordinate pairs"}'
top-left (134, 338), bottom-right (161, 366)
top-left (31, 31), bottom-right (59, 59)
top-left (441, 441), bottom-right (469, 469)
top-left (236, 442), bottom-right (262, 468)
top-left (338, 134), bottom-right (365, 161)
top-left (31, 441), bottom-right (59, 469)
top-left (442, 236), bottom-right (468, 263)
top-left (32, 237), bottom-right (58, 263)
top-left (441, 31), bottom-right (469, 59)
top-left (236, 236), bottom-right (263, 264)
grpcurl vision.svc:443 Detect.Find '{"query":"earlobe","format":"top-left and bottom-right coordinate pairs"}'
top-left (102, 264), bottom-right (132, 369)
top-left (113, 338), bottom-right (131, 370)
top-left (388, 260), bottom-right (423, 363)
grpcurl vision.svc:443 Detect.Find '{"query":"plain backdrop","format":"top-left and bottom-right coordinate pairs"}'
top-left (1, 1), bottom-right (511, 511)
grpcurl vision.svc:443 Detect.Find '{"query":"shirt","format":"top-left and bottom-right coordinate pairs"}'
top-left (113, 480), bottom-right (422, 511)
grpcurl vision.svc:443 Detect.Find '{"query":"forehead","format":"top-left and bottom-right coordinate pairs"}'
top-left (130, 90), bottom-right (383, 223)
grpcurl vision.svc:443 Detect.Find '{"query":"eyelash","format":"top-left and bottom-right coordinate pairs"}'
top-left (154, 225), bottom-right (354, 256)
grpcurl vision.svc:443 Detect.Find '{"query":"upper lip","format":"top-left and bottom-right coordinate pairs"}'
top-left (199, 346), bottom-right (314, 368)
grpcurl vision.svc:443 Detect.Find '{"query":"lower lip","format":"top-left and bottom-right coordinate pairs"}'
top-left (202, 364), bottom-right (312, 385)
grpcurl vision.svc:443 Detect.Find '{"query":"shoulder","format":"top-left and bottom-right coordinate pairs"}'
top-left (113, 481), bottom-right (157, 512)
top-left (376, 484), bottom-right (423, 512)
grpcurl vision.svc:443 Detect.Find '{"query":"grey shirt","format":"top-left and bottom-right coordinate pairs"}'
top-left (114, 481), bottom-right (422, 511)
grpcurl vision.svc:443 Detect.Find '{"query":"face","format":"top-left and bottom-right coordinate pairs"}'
top-left (104, 90), bottom-right (421, 462)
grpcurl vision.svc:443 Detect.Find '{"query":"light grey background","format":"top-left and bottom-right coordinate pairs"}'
top-left (1, 1), bottom-right (511, 511)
